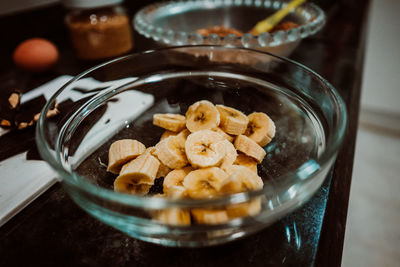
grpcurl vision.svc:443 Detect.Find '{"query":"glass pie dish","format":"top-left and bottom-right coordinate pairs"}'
top-left (36, 46), bottom-right (346, 247)
top-left (133, 0), bottom-right (325, 57)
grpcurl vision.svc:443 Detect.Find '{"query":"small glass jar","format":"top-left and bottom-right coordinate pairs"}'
top-left (63, 0), bottom-right (133, 60)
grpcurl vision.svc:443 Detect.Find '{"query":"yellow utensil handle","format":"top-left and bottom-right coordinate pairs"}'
top-left (252, 0), bottom-right (306, 34)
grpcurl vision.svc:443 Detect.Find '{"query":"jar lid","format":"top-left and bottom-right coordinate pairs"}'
top-left (62, 0), bottom-right (123, 9)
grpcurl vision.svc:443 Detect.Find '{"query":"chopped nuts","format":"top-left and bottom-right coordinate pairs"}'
top-left (33, 113), bottom-right (40, 122)
top-left (0, 92), bottom-right (60, 131)
top-left (0, 119), bottom-right (12, 127)
top-left (8, 92), bottom-right (21, 109)
top-left (33, 106), bottom-right (60, 122)
top-left (17, 120), bottom-right (34, 130)
top-left (46, 107), bottom-right (59, 118)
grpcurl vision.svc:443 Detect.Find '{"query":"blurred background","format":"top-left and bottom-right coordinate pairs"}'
top-left (0, 0), bottom-right (399, 265)
top-left (341, 0), bottom-right (400, 266)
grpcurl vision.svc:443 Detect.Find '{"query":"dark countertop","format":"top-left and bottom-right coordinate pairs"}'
top-left (0, 0), bottom-right (370, 266)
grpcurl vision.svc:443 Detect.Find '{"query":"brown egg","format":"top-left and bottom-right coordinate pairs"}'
top-left (13, 38), bottom-right (59, 72)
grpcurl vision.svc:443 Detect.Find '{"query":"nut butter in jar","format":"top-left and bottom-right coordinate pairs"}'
top-left (63, 0), bottom-right (133, 60)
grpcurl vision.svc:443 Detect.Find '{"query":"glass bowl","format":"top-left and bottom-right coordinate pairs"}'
top-left (36, 46), bottom-right (346, 247)
top-left (133, 0), bottom-right (325, 57)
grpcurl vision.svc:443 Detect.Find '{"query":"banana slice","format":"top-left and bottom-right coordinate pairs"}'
top-left (216, 105), bottom-right (249, 135)
top-left (160, 130), bottom-right (177, 141)
top-left (176, 128), bottom-right (191, 141)
top-left (146, 146), bottom-right (167, 171)
top-left (153, 113), bottom-right (186, 132)
top-left (107, 139), bottom-right (146, 174)
top-left (212, 127), bottom-right (234, 142)
top-left (185, 100), bottom-right (220, 132)
top-left (115, 183), bottom-right (153, 195)
top-left (146, 146), bottom-right (171, 178)
top-left (191, 209), bottom-right (229, 224)
top-left (245, 112), bottom-right (276, 146)
top-left (163, 166), bottom-right (193, 197)
top-left (154, 208), bottom-right (191, 226)
top-left (185, 130), bottom-right (226, 168)
top-left (219, 140), bottom-right (238, 171)
top-left (145, 146), bottom-right (156, 155)
top-left (220, 165), bottom-right (263, 193)
top-left (234, 153), bottom-right (258, 173)
top-left (226, 198), bottom-right (262, 219)
top-left (156, 162), bottom-right (172, 178)
top-left (234, 135), bottom-right (266, 163)
top-left (160, 128), bottom-right (190, 141)
top-left (151, 194), bottom-right (191, 225)
top-left (166, 185), bottom-right (188, 199)
top-left (183, 167), bottom-right (228, 199)
top-left (220, 165), bottom-right (263, 218)
top-left (158, 129), bottom-right (190, 172)
top-left (114, 152), bottom-right (160, 194)
top-left (155, 136), bottom-right (188, 169)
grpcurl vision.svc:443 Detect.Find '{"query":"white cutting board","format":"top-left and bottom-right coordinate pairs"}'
top-left (0, 75), bottom-right (154, 227)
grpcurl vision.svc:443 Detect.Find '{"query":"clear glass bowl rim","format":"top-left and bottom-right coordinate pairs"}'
top-left (36, 45), bottom-right (347, 209)
top-left (133, 0), bottom-right (326, 47)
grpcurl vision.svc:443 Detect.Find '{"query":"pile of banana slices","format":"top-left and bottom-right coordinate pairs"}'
top-left (107, 100), bottom-right (275, 225)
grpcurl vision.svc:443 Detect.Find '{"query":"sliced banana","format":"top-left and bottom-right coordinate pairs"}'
top-left (153, 113), bottom-right (186, 132)
top-left (166, 185), bottom-right (188, 199)
top-left (234, 153), bottom-right (258, 173)
top-left (145, 146), bottom-right (156, 155)
top-left (176, 128), bottom-right (191, 141)
top-left (234, 135), bottom-right (266, 163)
top-left (160, 130), bottom-right (177, 141)
top-left (220, 165), bottom-right (263, 218)
top-left (163, 167), bottom-right (193, 188)
top-left (109, 102), bottom-right (272, 219)
top-left (185, 100), bottom-right (220, 132)
top-left (152, 193), bottom-right (165, 198)
top-left (107, 139), bottom-right (146, 174)
top-left (219, 140), bottom-right (238, 171)
top-left (114, 153), bottom-right (160, 194)
top-left (216, 104), bottom-right (249, 135)
top-left (212, 127), bottom-right (234, 142)
top-left (183, 167), bottom-right (228, 199)
top-left (226, 198), bottom-right (262, 219)
top-left (220, 165), bottom-right (263, 193)
top-left (245, 112), bottom-right (276, 146)
top-left (156, 162), bottom-right (172, 178)
top-left (163, 166), bottom-right (193, 197)
top-left (185, 129), bottom-right (226, 168)
top-left (155, 136), bottom-right (188, 169)
top-left (146, 146), bottom-right (172, 178)
top-left (154, 208), bottom-right (191, 226)
top-left (119, 152), bottom-right (160, 182)
top-left (150, 194), bottom-right (190, 225)
top-left (115, 183), bottom-right (153, 195)
top-left (160, 128), bottom-right (190, 141)
top-left (191, 209), bottom-right (229, 224)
